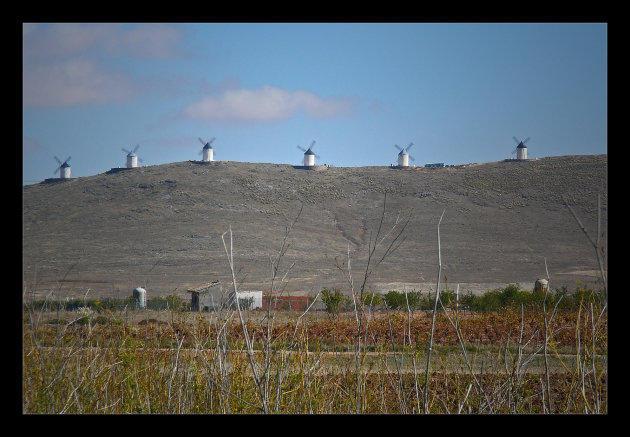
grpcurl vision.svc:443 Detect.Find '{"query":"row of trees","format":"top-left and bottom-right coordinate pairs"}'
top-left (28, 283), bottom-right (605, 316)
top-left (26, 294), bottom-right (187, 313)
top-left (320, 283), bottom-right (606, 315)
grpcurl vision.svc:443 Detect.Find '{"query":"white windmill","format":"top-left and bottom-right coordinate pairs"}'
top-left (512, 137), bottom-right (530, 160)
top-left (394, 143), bottom-right (415, 167)
top-left (54, 156), bottom-right (71, 179)
top-left (297, 141), bottom-right (319, 167)
top-left (198, 137), bottom-right (215, 162)
top-left (122, 144), bottom-right (143, 168)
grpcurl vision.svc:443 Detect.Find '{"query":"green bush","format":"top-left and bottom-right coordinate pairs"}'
top-left (321, 288), bottom-right (344, 315)
top-left (384, 290), bottom-right (423, 310)
top-left (362, 292), bottom-right (383, 307)
top-left (384, 290), bottom-right (403, 310)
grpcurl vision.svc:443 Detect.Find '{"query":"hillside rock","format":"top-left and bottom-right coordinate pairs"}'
top-left (22, 155), bottom-right (607, 299)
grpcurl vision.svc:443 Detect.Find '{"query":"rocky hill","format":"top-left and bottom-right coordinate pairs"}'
top-left (22, 155), bottom-right (607, 300)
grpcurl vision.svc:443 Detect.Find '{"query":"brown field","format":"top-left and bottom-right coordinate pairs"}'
top-left (23, 302), bottom-right (607, 414)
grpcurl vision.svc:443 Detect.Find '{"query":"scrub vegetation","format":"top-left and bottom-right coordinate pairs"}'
top-left (22, 193), bottom-right (607, 414)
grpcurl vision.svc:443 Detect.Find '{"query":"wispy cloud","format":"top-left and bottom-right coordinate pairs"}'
top-left (22, 23), bottom-right (185, 107)
top-left (23, 59), bottom-right (137, 107)
top-left (184, 85), bottom-right (355, 122)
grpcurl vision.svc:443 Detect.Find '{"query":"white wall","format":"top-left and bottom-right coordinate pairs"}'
top-left (203, 148), bottom-right (214, 162)
top-left (398, 153), bottom-right (409, 167)
top-left (304, 153), bottom-right (315, 166)
top-left (126, 155), bottom-right (138, 168)
top-left (233, 290), bottom-right (263, 309)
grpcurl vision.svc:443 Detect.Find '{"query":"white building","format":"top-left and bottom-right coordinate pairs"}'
top-left (397, 150), bottom-right (410, 167)
top-left (126, 152), bottom-right (138, 168)
top-left (516, 142), bottom-right (527, 160)
top-left (395, 143), bottom-right (414, 167)
top-left (230, 290), bottom-right (263, 310)
top-left (202, 143), bottom-right (214, 162)
top-left (59, 162), bottom-right (71, 179)
top-left (200, 138), bottom-right (215, 162)
top-left (303, 149), bottom-right (315, 167)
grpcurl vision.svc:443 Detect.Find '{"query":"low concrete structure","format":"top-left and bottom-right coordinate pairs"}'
top-left (133, 287), bottom-right (146, 309)
top-left (228, 290), bottom-right (263, 310)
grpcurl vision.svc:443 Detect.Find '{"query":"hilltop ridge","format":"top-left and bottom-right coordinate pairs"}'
top-left (23, 154), bottom-right (607, 299)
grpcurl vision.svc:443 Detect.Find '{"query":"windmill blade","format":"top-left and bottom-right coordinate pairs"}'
top-left (394, 144), bottom-right (403, 152)
top-left (523, 137), bottom-right (530, 144)
top-left (315, 153), bottom-right (321, 159)
top-left (54, 156), bottom-right (70, 174)
top-left (297, 145), bottom-right (307, 153)
top-left (309, 140), bottom-right (316, 150)
top-left (512, 148), bottom-right (517, 154)
top-left (409, 154), bottom-right (416, 162)
top-left (209, 137), bottom-right (216, 145)
top-left (122, 148), bottom-right (131, 154)
top-left (198, 137), bottom-right (207, 146)
top-left (512, 136), bottom-right (520, 144)
top-left (133, 144), bottom-right (140, 153)
top-left (406, 142), bottom-right (414, 152)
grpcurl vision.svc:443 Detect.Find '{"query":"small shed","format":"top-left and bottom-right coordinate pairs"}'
top-left (187, 281), bottom-right (223, 311)
top-left (535, 278), bottom-right (549, 292)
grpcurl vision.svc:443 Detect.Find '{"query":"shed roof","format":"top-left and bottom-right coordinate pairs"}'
top-left (187, 281), bottom-right (221, 292)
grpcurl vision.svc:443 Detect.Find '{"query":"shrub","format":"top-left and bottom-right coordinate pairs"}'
top-left (362, 292), bottom-right (383, 307)
top-left (321, 288), bottom-right (344, 316)
top-left (384, 290), bottom-right (404, 310)
top-left (384, 290), bottom-right (423, 310)
top-left (456, 290), bottom-right (475, 312)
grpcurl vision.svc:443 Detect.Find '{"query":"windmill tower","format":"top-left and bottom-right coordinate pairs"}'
top-left (395, 143), bottom-right (415, 167)
top-left (512, 137), bottom-right (530, 160)
top-left (297, 141), bottom-right (319, 167)
top-left (122, 144), bottom-right (142, 168)
top-left (54, 156), bottom-right (71, 179)
top-left (199, 137), bottom-right (215, 162)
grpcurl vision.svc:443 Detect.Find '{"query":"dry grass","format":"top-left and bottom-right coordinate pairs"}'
top-left (23, 303), bottom-right (607, 414)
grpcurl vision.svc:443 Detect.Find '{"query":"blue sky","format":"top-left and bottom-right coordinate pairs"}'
top-left (22, 22), bottom-right (607, 184)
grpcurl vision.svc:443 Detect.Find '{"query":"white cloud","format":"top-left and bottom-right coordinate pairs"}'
top-left (22, 23), bottom-right (184, 107)
top-left (184, 85), bottom-right (355, 122)
top-left (23, 59), bottom-right (136, 107)
top-left (23, 23), bottom-right (185, 60)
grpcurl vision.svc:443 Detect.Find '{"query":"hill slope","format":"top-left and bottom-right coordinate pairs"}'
top-left (22, 155), bottom-right (607, 299)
